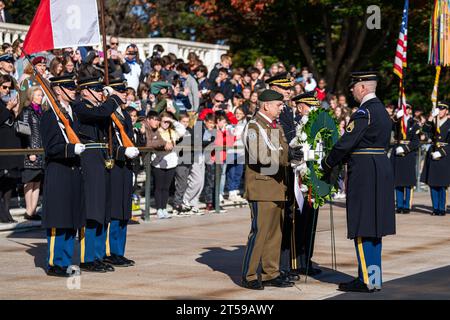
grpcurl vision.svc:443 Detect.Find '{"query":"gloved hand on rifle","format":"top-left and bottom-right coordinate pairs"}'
top-left (125, 147), bottom-right (140, 159)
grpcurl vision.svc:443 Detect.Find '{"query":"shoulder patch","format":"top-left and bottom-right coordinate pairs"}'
top-left (346, 121), bottom-right (355, 133)
top-left (357, 109), bottom-right (366, 115)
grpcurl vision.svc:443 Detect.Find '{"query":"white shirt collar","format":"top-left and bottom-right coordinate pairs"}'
top-left (257, 111), bottom-right (273, 124)
top-left (360, 93), bottom-right (377, 106)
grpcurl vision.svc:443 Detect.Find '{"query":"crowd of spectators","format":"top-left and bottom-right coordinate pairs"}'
top-left (0, 34), bottom-right (441, 223)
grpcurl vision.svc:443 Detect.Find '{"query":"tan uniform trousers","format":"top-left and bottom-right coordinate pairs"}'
top-left (242, 201), bottom-right (285, 282)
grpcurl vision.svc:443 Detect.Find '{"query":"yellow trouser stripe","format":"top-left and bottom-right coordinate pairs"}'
top-left (357, 237), bottom-right (369, 284)
top-left (80, 227), bottom-right (85, 263)
top-left (49, 228), bottom-right (56, 267)
top-left (106, 223), bottom-right (111, 257)
top-left (409, 188), bottom-right (414, 209)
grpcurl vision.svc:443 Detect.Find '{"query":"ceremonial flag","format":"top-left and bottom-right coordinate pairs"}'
top-left (394, 0), bottom-right (409, 139)
top-left (23, 0), bottom-right (100, 55)
top-left (394, 0), bottom-right (409, 78)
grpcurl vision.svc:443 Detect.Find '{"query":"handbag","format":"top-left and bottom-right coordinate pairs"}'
top-left (14, 120), bottom-right (31, 136)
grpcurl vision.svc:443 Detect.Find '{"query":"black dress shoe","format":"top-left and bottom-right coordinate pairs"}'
top-left (432, 210), bottom-right (438, 216)
top-left (103, 254), bottom-right (130, 267)
top-left (438, 210), bottom-right (446, 216)
top-left (338, 278), bottom-right (375, 293)
top-left (80, 261), bottom-right (107, 273)
top-left (119, 256), bottom-right (135, 266)
top-left (396, 208), bottom-right (403, 214)
top-left (402, 209), bottom-right (410, 214)
top-left (241, 279), bottom-right (264, 290)
top-left (298, 266), bottom-right (322, 276)
top-left (97, 260), bottom-right (115, 272)
top-left (263, 276), bottom-right (294, 288)
top-left (281, 270), bottom-right (300, 282)
top-left (47, 265), bottom-right (71, 277)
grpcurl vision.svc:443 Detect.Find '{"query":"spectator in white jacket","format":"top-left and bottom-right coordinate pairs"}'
top-left (123, 44), bottom-right (142, 91)
top-left (151, 111), bottom-right (186, 219)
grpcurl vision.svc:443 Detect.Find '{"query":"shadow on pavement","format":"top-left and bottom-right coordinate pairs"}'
top-left (329, 265), bottom-right (450, 300)
top-left (196, 245), bottom-right (245, 286)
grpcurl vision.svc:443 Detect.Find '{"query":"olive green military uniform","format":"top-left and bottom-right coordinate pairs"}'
top-left (241, 112), bottom-right (289, 282)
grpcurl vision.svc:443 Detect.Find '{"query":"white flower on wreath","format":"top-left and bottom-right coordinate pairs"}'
top-left (299, 162), bottom-right (309, 177)
top-left (300, 184), bottom-right (309, 193)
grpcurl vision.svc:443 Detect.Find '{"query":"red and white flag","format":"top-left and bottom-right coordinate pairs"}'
top-left (23, 0), bottom-right (100, 55)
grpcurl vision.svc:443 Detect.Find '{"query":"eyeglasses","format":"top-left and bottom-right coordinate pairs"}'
top-left (2, 85), bottom-right (11, 90)
top-left (127, 52), bottom-right (137, 56)
top-left (162, 120), bottom-right (171, 124)
top-left (215, 99), bottom-right (225, 103)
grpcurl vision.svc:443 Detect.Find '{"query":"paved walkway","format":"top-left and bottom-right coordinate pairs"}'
top-left (0, 192), bottom-right (449, 300)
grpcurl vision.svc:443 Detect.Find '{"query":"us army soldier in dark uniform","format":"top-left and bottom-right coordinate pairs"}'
top-left (421, 102), bottom-right (450, 216)
top-left (71, 77), bottom-right (125, 273)
top-left (103, 79), bottom-right (139, 267)
top-left (241, 89), bottom-right (298, 290)
top-left (391, 104), bottom-right (420, 214)
top-left (322, 72), bottom-right (395, 293)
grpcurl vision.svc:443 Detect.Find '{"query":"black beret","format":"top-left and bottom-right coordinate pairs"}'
top-left (349, 71), bottom-right (378, 88)
top-left (292, 91), bottom-right (321, 107)
top-left (50, 75), bottom-right (77, 90)
top-left (265, 72), bottom-right (294, 88)
top-left (438, 101), bottom-right (449, 110)
top-left (258, 89), bottom-right (284, 102)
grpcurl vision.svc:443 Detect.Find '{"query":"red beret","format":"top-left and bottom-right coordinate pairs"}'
top-left (32, 56), bottom-right (47, 65)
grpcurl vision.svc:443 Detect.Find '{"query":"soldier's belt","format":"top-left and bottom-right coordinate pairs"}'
top-left (398, 140), bottom-right (410, 144)
top-left (351, 148), bottom-right (386, 155)
top-left (84, 143), bottom-right (109, 150)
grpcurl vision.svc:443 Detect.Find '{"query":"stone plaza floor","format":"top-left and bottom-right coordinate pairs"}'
top-left (0, 191), bottom-right (449, 300)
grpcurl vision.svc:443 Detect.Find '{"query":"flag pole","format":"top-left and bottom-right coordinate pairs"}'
top-left (98, 0), bottom-right (114, 168)
top-left (99, 0), bottom-right (109, 85)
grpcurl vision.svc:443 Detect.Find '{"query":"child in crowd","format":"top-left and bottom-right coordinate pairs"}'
top-left (151, 111), bottom-right (186, 219)
top-left (226, 106), bottom-right (247, 202)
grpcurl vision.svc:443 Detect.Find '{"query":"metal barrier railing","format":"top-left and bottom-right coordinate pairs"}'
top-left (0, 142), bottom-right (432, 221)
top-left (0, 146), bottom-right (244, 221)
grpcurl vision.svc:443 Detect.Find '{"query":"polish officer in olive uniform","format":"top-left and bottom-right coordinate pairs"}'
top-left (391, 104), bottom-right (420, 214)
top-left (322, 72), bottom-right (395, 293)
top-left (103, 79), bottom-right (139, 267)
top-left (241, 89), bottom-right (299, 290)
top-left (420, 101), bottom-right (450, 216)
top-left (265, 72), bottom-right (303, 282)
top-left (40, 75), bottom-right (86, 277)
top-left (71, 77), bottom-right (125, 273)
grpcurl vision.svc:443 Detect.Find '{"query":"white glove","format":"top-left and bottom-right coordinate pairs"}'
top-left (103, 86), bottom-right (113, 97)
top-left (432, 151), bottom-right (442, 160)
top-left (304, 150), bottom-right (316, 161)
top-left (396, 146), bottom-right (405, 155)
top-left (396, 109), bottom-right (404, 118)
top-left (432, 108), bottom-right (439, 118)
top-left (74, 143), bottom-right (86, 155)
top-left (125, 147), bottom-right (140, 159)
